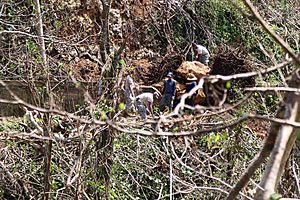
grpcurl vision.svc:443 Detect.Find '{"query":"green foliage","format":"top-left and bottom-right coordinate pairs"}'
top-left (95, 102), bottom-right (114, 120)
top-left (0, 118), bottom-right (23, 131)
top-left (53, 20), bottom-right (62, 30)
top-left (119, 102), bottom-right (125, 111)
top-left (118, 59), bottom-right (126, 66)
top-left (26, 39), bottom-right (39, 55)
top-left (265, 94), bottom-right (279, 112)
top-left (51, 177), bottom-right (64, 191)
top-left (270, 193), bottom-right (282, 200)
top-left (197, 132), bottom-right (227, 149)
top-left (171, 16), bottom-right (187, 48)
top-left (225, 81), bottom-right (231, 89)
top-left (265, 73), bottom-right (282, 87)
top-left (251, 27), bottom-right (283, 62)
top-left (147, 24), bottom-right (166, 51)
top-left (111, 133), bottom-right (170, 199)
top-left (199, 1), bottom-right (253, 46)
top-left (86, 180), bottom-right (106, 193)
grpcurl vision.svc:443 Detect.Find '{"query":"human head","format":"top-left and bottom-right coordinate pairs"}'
top-left (192, 42), bottom-right (197, 49)
top-left (186, 73), bottom-right (197, 82)
top-left (166, 72), bottom-right (173, 79)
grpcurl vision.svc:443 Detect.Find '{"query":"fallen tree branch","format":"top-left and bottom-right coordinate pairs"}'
top-left (227, 69), bottom-right (300, 200)
top-left (255, 70), bottom-right (300, 199)
top-left (241, 0), bottom-right (300, 66)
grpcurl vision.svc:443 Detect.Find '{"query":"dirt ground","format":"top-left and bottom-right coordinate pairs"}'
top-left (247, 118), bottom-right (270, 139)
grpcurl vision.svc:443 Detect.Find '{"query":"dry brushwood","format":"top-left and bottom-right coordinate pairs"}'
top-left (210, 45), bottom-right (255, 87)
top-left (204, 46), bottom-right (255, 106)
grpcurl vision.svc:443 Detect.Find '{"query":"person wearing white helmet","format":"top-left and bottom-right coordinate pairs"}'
top-left (185, 73), bottom-right (198, 107)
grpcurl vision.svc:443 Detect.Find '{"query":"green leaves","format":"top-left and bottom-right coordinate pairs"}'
top-left (270, 193), bottom-right (282, 200)
top-left (26, 39), bottom-right (39, 54)
top-left (118, 59), bottom-right (126, 66)
top-left (119, 102), bottom-right (125, 111)
top-left (225, 81), bottom-right (231, 89)
top-left (53, 20), bottom-right (62, 30)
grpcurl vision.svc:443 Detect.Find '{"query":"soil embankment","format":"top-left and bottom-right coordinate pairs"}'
top-left (0, 81), bottom-right (97, 116)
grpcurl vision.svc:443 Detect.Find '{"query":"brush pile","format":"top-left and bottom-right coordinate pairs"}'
top-left (204, 46), bottom-right (256, 106)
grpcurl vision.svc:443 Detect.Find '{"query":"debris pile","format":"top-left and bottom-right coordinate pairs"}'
top-left (176, 61), bottom-right (210, 80)
top-left (210, 46), bottom-right (255, 87)
top-left (152, 60), bottom-right (209, 105)
top-left (204, 46), bottom-right (255, 106)
top-left (133, 53), bottom-right (184, 84)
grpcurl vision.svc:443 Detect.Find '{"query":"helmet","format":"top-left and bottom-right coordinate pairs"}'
top-left (166, 72), bottom-right (173, 77)
top-left (186, 73), bottom-right (197, 81)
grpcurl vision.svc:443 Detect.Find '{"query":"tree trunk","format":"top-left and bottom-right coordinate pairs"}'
top-left (34, 0), bottom-right (47, 68)
top-left (255, 69), bottom-right (300, 199)
top-left (99, 0), bottom-right (111, 63)
top-left (34, 0), bottom-right (52, 199)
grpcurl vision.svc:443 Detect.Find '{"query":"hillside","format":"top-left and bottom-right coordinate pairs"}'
top-left (0, 0), bottom-right (300, 199)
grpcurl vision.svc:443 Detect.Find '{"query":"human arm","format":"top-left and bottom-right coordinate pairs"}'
top-left (130, 85), bottom-right (135, 97)
top-left (147, 101), bottom-right (154, 116)
top-left (162, 80), bottom-right (166, 95)
top-left (129, 79), bottom-right (135, 97)
top-left (193, 46), bottom-right (200, 60)
top-left (172, 81), bottom-right (176, 97)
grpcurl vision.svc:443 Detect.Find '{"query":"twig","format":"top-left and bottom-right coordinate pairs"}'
top-left (0, 161), bottom-right (17, 184)
top-left (292, 159), bottom-right (300, 196)
top-left (157, 184), bottom-right (164, 200)
top-left (169, 157), bottom-right (173, 200)
top-left (241, 0), bottom-right (300, 66)
top-left (245, 87), bottom-right (300, 93)
top-left (168, 142), bottom-right (253, 200)
top-left (228, 69), bottom-right (300, 200)
top-left (255, 69), bottom-right (300, 199)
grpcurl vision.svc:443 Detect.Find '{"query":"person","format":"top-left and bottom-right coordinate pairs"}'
top-left (135, 92), bottom-right (159, 119)
top-left (160, 72), bottom-right (176, 112)
top-left (124, 71), bottom-right (136, 115)
top-left (136, 97), bottom-right (147, 120)
top-left (192, 42), bottom-right (210, 65)
top-left (185, 73), bottom-right (197, 107)
top-left (135, 92), bottom-right (158, 120)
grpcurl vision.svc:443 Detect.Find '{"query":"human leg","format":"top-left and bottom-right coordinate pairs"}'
top-left (160, 95), bottom-right (167, 112)
top-left (137, 100), bottom-right (147, 120)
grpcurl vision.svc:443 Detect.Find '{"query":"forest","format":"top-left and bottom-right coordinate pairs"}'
top-left (0, 0), bottom-right (300, 199)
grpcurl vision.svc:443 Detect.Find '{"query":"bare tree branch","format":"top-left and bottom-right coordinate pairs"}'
top-left (242, 0), bottom-right (300, 66)
top-left (255, 69), bottom-right (300, 199)
top-left (227, 69), bottom-right (300, 200)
